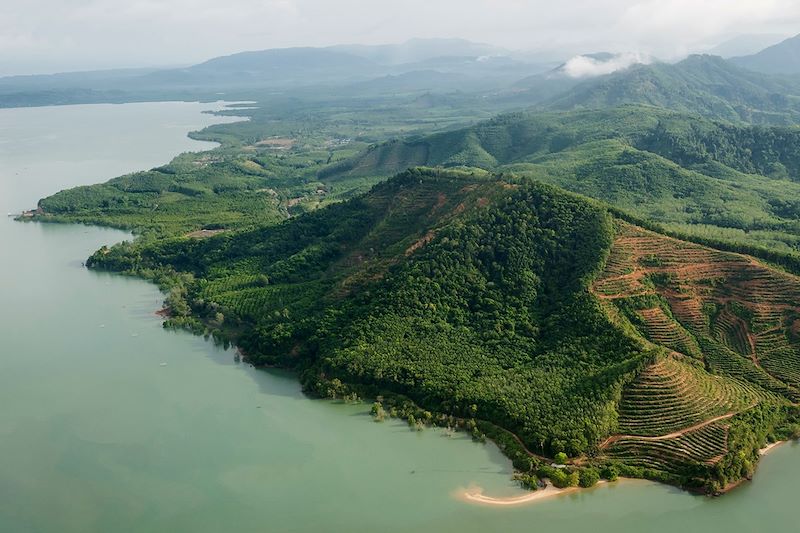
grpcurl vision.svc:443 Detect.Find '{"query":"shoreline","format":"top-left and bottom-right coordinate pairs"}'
top-left (457, 479), bottom-right (611, 507)
top-left (720, 439), bottom-right (790, 493)
top-left (760, 440), bottom-right (786, 456)
top-left (461, 439), bottom-right (794, 506)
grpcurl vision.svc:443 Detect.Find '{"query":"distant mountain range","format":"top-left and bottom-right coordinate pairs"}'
top-left (541, 54), bottom-right (800, 124)
top-left (0, 38), bottom-right (554, 106)
top-left (500, 49), bottom-right (800, 125)
top-left (731, 34), bottom-right (800, 75)
top-left (4, 34), bottom-right (800, 125)
top-left (706, 34), bottom-right (788, 58)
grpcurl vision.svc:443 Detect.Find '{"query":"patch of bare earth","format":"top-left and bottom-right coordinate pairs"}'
top-left (255, 137), bottom-right (295, 150)
top-left (184, 229), bottom-right (227, 239)
top-left (405, 231), bottom-right (436, 256)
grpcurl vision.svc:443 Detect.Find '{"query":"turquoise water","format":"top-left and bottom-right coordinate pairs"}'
top-left (1, 102), bottom-right (798, 533)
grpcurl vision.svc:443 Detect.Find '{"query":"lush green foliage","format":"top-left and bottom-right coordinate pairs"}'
top-left (89, 169), bottom-right (646, 459)
top-left (331, 106), bottom-right (800, 255)
top-left (32, 90), bottom-right (501, 236)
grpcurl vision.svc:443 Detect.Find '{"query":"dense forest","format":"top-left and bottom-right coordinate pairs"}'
top-left (88, 169), bottom-right (645, 458)
top-left (326, 106), bottom-right (800, 255)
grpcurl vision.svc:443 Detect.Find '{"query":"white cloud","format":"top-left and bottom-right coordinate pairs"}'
top-left (561, 52), bottom-right (651, 78)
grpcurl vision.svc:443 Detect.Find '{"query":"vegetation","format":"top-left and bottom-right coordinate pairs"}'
top-left (592, 220), bottom-right (800, 489)
top-left (329, 106), bottom-right (800, 255)
top-left (88, 169), bottom-right (646, 460)
top-left (543, 55), bottom-right (800, 125)
top-left (28, 89), bottom-right (507, 237)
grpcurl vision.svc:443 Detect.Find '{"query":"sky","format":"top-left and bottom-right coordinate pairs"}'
top-left (1, 0), bottom-right (799, 76)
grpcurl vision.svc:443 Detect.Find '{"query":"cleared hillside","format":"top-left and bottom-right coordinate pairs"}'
top-left (595, 221), bottom-right (800, 398)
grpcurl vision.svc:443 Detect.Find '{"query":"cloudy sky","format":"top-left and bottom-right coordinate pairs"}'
top-left (2, 0), bottom-right (799, 76)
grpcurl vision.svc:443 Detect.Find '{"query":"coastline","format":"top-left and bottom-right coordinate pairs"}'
top-left (457, 480), bottom-right (611, 507)
top-left (719, 439), bottom-right (790, 493)
top-left (461, 438), bottom-right (794, 505)
top-left (760, 440), bottom-right (786, 456)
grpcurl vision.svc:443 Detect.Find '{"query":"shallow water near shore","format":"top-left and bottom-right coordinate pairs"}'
top-left (1, 102), bottom-right (799, 533)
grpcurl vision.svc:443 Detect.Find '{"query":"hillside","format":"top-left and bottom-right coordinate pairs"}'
top-left (731, 34), bottom-right (800, 75)
top-left (79, 167), bottom-right (800, 492)
top-left (27, 88), bottom-right (502, 235)
top-left (324, 107), bottom-right (800, 254)
top-left (595, 221), bottom-right (800, 488)
top-left (506, 52), bottom-right (647, 105)
top-left (540, 55), bottom-right (800, 125)
top-left (594, 221), bottom-right (800, 400)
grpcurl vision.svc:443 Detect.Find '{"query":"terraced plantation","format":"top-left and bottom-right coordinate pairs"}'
top-left (605, 421), bottom-right (730, 476)
top-left (614, 356), bottom-right (759, 437)
top-left (594, 220), bottom-right (800, 487)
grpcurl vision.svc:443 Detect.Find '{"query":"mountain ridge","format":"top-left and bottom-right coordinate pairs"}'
top-left (731, 33), bottom-right (800, 75)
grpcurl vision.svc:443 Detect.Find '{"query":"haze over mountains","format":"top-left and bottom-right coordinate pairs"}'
top-left (4, 33), bottom-right (800, 113)
top-left (731, 34), bottom-right (800, 74)
top-left (706, 34), bottom-right (788, 58)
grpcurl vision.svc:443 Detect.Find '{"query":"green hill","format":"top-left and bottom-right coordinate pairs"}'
top-left (503, 55), bottom-right (800, 125)
top-left (541, 55), bottom-right (800, 125)
top-left (89, 168), bottom-right (643, 456)
top-left (324, 106), bottom-right (800, 253)
top-left (84, 167), bottom-right (800, 493)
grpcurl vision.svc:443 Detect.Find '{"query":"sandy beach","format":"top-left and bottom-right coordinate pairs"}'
top-left (459, 439), bottom-right (794, 507)
top-left (760, 440), bottom-right (786, 456)
top-left (458, 480), bottom-right (610, 507)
